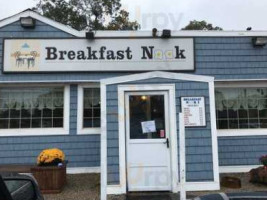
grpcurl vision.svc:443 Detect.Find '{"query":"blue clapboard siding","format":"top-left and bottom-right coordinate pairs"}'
top-left (106, 78), bottom-right (214, 185)
top-left (0, 135), bottom-right (100, 167)
top-left (194, 37), bottom-right (267, 79)
top-left (218, 136), bottom-right (267, 166)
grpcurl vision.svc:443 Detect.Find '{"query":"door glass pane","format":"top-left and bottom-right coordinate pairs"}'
top-left (129, 95), bottom-right (166, 139)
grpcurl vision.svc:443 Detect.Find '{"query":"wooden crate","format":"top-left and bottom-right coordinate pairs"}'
top-left (31, 165), bottom-right (66, 194)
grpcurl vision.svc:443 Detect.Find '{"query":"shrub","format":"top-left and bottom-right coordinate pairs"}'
top-left (259, 155), bottom-right (267, 166)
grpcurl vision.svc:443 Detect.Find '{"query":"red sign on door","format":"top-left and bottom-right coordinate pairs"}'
top-left (160, 130), bottom-right (165, 138)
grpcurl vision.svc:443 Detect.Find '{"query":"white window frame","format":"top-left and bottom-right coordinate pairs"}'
top-left (77, 83), bottom-right (101, 135)
top-left (216, 81), bottom-right (267, 137)
top-left (0, 84), bottom-right (70, 137)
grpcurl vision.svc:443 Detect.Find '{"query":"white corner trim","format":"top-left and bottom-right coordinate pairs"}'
top-left (0, 85), bottom-right (70, 137)
top-left (102, 71), bottom-right (214, 85)
top-left (77, 84), bottom-right (101, 135)
top-left (100, 82), bottom-right (107, 200)
top-left (209, 81), bottom-right (220, 184)
top-left (107, 185), bottom-right (125, 195)
top-left (184, 182), bottom-right (220, 191)
top-left (67, 167), bottom-right (100, 174)
top-left (217, 129), bottom-right (267, 137)
top-left (219, 165), bottom-right (261, 173)
top-left (64, 85), bottom-right (70, 133)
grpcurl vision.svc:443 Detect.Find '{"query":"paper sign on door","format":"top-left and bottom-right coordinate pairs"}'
top-left (141, 121), bottom-right (156, 133)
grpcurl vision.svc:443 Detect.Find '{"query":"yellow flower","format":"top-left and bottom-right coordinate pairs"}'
top-left (37, 148), bottom-right (65, 165)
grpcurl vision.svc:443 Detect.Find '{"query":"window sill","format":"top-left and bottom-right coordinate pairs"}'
top-left (217, 129), bottom-right (267, 137)
top-left (0, 128), bottom-right (69, 137)
top-left (77, 128), bottom-right (101, 135)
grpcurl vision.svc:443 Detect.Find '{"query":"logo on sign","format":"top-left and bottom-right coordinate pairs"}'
top-left (9, 41), bottom-right (40, 71)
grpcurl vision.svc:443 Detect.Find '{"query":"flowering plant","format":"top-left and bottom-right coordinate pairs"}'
top-left (259, 155), bottom-right (267, 166)
top-left (37, 148), bottom-right (65, 166)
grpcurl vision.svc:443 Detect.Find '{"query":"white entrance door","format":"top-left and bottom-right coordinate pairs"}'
top-left (125, 91), bottom-right (172, 192)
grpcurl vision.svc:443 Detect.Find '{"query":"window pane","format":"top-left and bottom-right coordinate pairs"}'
top-left (54, 108), bottom-right (63, 118)
top-left (83, 88), bottom-right (101, 128)
top-left (43, 108), bottom-right (52, 118)
top-left (10, 119), bottom-right (20, 129)
top-left (32, 118), bottom-right (41, 128)
top-left (53, 118), bottom-right (63, 128)
top-left (93, 108), bottom-right (100, 118)
top-left (42, 118), bottom-right (52, 128)
top-left (259, 109), bottom-right (267, 119)
top-left (84, 118), bottom-right (93, 128)
top-left (260, 119), bottom-right (267, 128)
top-left (0, 87), bottom-right (64, 129)
top-left (238, 109), bottom-right (248, 119)
top-left (0, 109), bottom-right (9, 118)
top-left (21, 119), bottom-right (31, 128)
top-left (217, 120), bottom-right (228, 129)
top-left (93, 118), bottom-right (100, 127)
top-left (0, 119), bottom-right (8, 129)
top-left (84, 108), bottom-right (93, 118)
top-left (239, 119), bottom-right (249, 129)
top-left (21, 109), bottom-right (31, 118)
top-left (249, 119), bottom-right (259, 128)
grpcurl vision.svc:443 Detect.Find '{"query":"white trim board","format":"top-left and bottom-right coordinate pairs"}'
top-left (67, 167), bottom-right (100, 174)
top-left (219, 165), bottom-right (261, 173)
top-left (101, 71), bottom-right (214, 85)
top-left (209, 81), bottom-right (220, 184)
top-left (2, 10), bottom-right (267, 37)
top-left (217, 129), bottom-right (267, 137)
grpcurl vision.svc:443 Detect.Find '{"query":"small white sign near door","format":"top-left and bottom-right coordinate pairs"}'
top-left (181, 97), bottom-right (206, 127)
top-left (141, 120), bottom-right (156, 133)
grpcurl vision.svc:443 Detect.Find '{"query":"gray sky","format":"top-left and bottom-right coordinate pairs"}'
top-left (1, 0), bottom-right (267, 31)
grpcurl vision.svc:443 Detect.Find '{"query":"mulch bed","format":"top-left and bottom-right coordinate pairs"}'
top-left (44, 173), bottom-right (267, 200)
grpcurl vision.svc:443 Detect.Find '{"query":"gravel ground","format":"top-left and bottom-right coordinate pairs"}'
top-left (188, 173), bottom-right (267, 197)
top-left (43, 173), bottom-right (267, 200)
top-left (44, 174), bottom-right (100, 200)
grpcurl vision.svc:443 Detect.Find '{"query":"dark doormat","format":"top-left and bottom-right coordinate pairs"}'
top-left (126, 192), bottom-right (194, 200)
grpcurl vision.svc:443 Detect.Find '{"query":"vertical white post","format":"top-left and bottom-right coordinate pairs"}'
top-left (179, 113), bottom-right (186, 200)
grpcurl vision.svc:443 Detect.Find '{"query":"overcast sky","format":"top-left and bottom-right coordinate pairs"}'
top-left (1, 0), bottom-right (267, 31)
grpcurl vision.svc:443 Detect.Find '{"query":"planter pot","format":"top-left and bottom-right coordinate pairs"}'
top-left (31, 164), bottom-right (66, 194)
top-left (221, 176), bottom-right (241, 188)
top-left (249, 166), bottom-right (267, 184)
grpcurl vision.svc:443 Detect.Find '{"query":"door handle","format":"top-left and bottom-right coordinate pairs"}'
top-left (164, 138), bottom-right (169, 148)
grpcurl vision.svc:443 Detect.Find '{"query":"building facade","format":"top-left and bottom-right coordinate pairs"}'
top-left (1, 9), bottom-right (267, 199)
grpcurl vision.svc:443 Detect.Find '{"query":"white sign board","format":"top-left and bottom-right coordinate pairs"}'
top-left (3, 38), bottom-right (194, 72)
top-left (141, 121), bottom-right (156, 133)
top-left (181, 97), bottom-right (206, 127)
